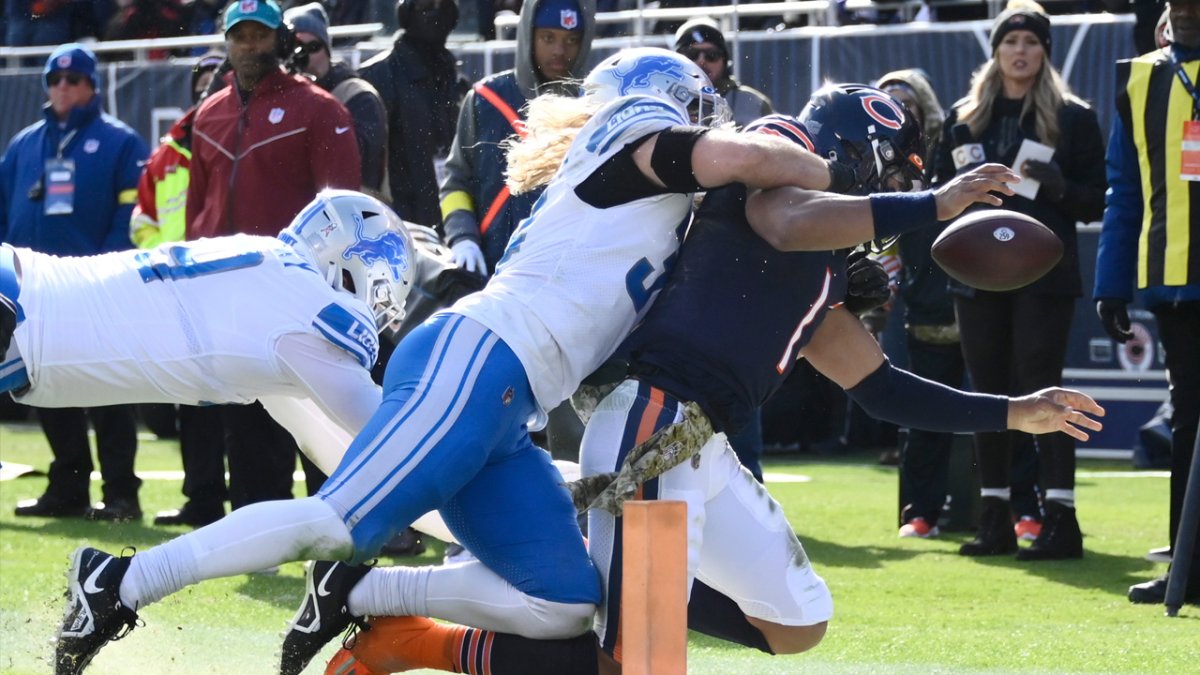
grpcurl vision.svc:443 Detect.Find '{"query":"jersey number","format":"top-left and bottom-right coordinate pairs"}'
top-left (135, 245), bottom-right (264, 283)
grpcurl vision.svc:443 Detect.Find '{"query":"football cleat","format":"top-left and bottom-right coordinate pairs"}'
top-left (898, 517), bottom-right (939, 539)
top-left (1014, 515), bottom-right (1042, 542)
top-left (56, 547), bottom-right (140, 675)
top-left (280, 560), bottom-right (373, 675)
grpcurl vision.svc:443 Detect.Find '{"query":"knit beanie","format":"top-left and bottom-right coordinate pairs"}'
top-left (990, 3), bottom-right (1052, 56)
top-left (43, 43), bottom-right (99, 92)
top-left (285, 2), bottom-right (331, 49)
top-left (674, 17), bottom-right (728, 57)
top-left (533, 0), bottom-right (583, 31)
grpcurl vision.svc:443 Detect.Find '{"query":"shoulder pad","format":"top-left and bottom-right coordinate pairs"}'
top-left (312, 302), bottom-right (379, 369)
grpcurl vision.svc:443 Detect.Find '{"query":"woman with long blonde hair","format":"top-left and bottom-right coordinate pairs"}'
top-left (933, 1), bottom-right (1106, 562)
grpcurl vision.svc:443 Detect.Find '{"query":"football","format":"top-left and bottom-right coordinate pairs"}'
top-left (931, 209), bottom-right (1063, 292)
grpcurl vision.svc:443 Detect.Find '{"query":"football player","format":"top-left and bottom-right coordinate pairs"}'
top-left (321, 88), bottom-right (1102, 675)
top-left (1, 189), bottom-right (412, 475)
top-left (52, 47), bottom-right (864, 675)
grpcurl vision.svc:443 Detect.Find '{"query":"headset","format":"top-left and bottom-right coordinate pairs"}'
top-left (218, 3), bottom-right (296, 62)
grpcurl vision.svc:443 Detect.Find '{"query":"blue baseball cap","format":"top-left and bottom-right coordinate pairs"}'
top-left (223, 0), bottom-right (283, 33)
top-left (43, 43), bottom-right (99, 92)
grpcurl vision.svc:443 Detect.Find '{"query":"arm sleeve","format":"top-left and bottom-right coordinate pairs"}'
top-left (1093, 112), bottom-right (1143, 301)
top-left (312, 97), bottom-right (363, 190)
top-left (346, 91), bottom-right (388, 193)
top-left (185, 132), bottom-right (207, 239)
top-left (1055, 105), bottom-right (1108, 223)
top-left (104, 132), bottom-right (149, 252)
top-left (845, 359), bottom-right (1009, 433)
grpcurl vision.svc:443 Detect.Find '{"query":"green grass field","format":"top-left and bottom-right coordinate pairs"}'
top-left (0, 422), bottom-right (1194, 674)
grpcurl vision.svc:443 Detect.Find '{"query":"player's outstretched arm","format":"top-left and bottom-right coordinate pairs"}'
top-left (632, 128), bottom-right (840, 193)
top-left (1007, 388), bottom-right (1106, 441)
top-left (932, 164), bottom-right (1020, 220)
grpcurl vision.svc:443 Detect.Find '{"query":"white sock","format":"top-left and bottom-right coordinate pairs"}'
top-left (348, 560), bottom-right (593, 639)
top-left (1045, 489), bottom-right (1075, 508)
top-left (120, 497), bottom-right (353, 610)
top-left (980, 488), bottom-right (1011, 500)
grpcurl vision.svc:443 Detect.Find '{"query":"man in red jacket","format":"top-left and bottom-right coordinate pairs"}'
top-left (187, 0), bottom-right (360, 239)
top-left (186, 0), bottom-right (362, 513)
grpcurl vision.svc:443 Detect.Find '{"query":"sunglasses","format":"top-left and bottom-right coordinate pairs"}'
top-left (47, 72), bottom-right (85, 87)
top-left (683, 47), bottom-right (724, 62)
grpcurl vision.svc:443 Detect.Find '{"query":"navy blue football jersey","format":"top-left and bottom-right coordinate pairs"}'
top-left (620, 183), bottom-right (849, 434)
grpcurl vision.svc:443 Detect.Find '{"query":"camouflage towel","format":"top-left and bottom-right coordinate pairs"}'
top-left (565, 401), bottom-right (714, 515)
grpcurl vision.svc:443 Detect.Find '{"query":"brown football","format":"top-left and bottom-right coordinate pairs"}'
top-left (931, 209), bottom-right (1063, 292)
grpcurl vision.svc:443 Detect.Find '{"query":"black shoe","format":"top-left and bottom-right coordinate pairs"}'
top-left (958, 497), bottom-right (1017, 556)
top-left (85, 499), bottom-right (142, 522)
top-left (15, 495), bottom-right (88, 518)
top-left (378, 527), bottom-right (426, 557)
top-left (1128, 574), bottom-right (1200, 605)
top-left (56, 547), bottom-right (140, 675)
top-left (1016, 501), bottom-right (1083, 561)
top-left (153, 502), bottom-right (224, 527)
top-left (279, 560), bottom-right (372, 675)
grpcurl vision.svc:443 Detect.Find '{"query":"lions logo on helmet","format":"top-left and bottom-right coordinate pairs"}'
top-left (280, 190), bottom-right (415, 331)
top-left (583, 47), bottom-right (730, 127)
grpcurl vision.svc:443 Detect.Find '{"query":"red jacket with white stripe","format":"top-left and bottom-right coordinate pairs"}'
top-left (186, 68), bottom-right (361, 239)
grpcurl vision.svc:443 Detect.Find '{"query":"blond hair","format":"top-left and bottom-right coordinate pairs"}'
top-left (505, 93), bottom-right (604, 195)
top-left (956, 55), bottom-right (1083, 148)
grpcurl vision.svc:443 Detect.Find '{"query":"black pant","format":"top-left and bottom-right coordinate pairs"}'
top-left (221, 402), bottom-right (297, 509)
top-left (955, 292), bottom-right (1076, 507)
top-left (899, 335), bottom-right (965, 523)
top-left (37, 404), bottom-right (140, 505)
top-left (1153, 300), bottom-right (1200, 576)
top-left (177, 405), bottom-right (228, 510)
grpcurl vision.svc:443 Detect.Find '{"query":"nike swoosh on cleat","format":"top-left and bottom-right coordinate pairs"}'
top-left (316, 565), bottom-right (337, 598)
top-left (82, 556), bottom-right (112, 594)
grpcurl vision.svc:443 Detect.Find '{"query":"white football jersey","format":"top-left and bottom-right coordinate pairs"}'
top-left (9, 236), bottom-right (379, 409)
top-left (453, 95), bottom-right (694, 421)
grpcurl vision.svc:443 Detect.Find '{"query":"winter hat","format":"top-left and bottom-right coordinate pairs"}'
top-left (674, 17), bottom-right (728, 58)
top-left (990, 1), bottom-right (1051, 56)
top-left (43, 43), bottom-right (99, 92)
top-left (223, 0), bottom-right (283, 33)
top-left (533, 0), bottom-right (583, 31)
top-left (285, 2), bottom-right (331, 50)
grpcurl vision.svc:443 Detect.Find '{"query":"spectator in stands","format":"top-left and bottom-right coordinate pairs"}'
top-left (674, 17), bottom-right (772, 128)
top-left (286, 2), bottom-right (388, 196)
top-left (933, 1), bottom-right (1107, 560)
top-left (360, 0), bottom-right (463, 226)
top-left (187, 0), bottom-right (361, 514)
top-left (874, 68), bottom-right (964, 538)
top-left (128, 51), bottom-right (232, 528)
top-left (5, 0), bottom-right (71, 47)
top-left (104, 0), bottom-right (188, 60)
top-left (185, 0), bottom-right (226, 48)
top-left (1095, 0), bottom-right (1200, 605)
top-left (0, 43), bottom-right (148, 521)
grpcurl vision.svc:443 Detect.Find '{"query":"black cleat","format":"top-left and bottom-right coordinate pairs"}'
top-left (958, 497), bottom-right (1018, 557)
top-left (1015, 501), bottom-right (1083, 561)
top-left (56, 547), bottom-right (139, 675)
top-left (279, 560), bottom-right (372, 675)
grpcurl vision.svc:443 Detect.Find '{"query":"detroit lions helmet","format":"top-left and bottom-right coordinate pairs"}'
top-left (582, 47), bottom-right (730, 127)
top-left (799, 84), bottom-right (926, 195)
top-left (280, 190), bottom-right (414, 331)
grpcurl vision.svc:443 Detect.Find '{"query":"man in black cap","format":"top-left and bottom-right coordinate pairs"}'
top-left (674, 17), bottom-right (772, 128)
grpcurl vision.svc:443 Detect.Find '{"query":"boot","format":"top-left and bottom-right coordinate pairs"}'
top-left (959, 496), bottom-right (1017, 556)
top-left (1016, 501), bottom-right (1083, 561)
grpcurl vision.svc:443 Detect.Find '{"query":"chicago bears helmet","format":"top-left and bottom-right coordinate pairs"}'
top-left (799, 84), bottom-right (926, 195)
top-left (582, 47), bottom-right (730, 127)
top-left (743, 113), bottom-right (816, 151)
top-left (280, 190), bottom-right (415, 331)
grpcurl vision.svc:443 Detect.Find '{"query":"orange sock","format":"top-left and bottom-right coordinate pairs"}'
top-left (350, 615), bottom-right (468, 673)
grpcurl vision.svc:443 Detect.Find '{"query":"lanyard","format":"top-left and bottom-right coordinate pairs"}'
top-left (1168, 49), bottom-right (1200, 117)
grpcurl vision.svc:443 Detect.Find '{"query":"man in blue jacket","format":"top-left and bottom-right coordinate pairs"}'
top-left (0, 42), bottom-right (149, 522)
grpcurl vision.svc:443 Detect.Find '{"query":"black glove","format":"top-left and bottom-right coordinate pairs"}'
top-left (1022, 159), bottom-right (1066, 201)
top-left (843, 249), bottom-right (891, 316)
top-left (827, 159), bottom-right (858, 194)
top-left (1096, 298), bottom-right (1133, 343)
